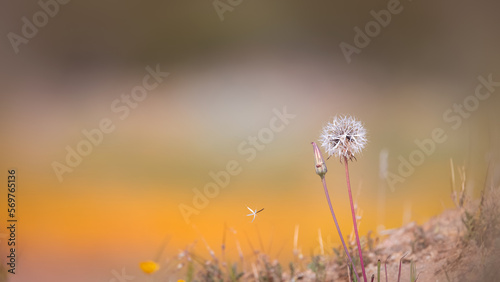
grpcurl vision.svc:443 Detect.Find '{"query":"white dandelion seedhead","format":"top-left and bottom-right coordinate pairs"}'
top-left (319, 115), bottom-right (367, 161)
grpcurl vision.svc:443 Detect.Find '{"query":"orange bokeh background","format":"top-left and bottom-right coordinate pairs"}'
top-left (1, 1), bottom-right (500, 281)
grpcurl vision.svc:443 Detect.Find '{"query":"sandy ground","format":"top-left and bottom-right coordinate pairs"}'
top-left (294, 205), bottom-right (500, 282)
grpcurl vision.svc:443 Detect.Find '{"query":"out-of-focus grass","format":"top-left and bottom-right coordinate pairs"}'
top-left (139, 159), bottom-right (500, 281)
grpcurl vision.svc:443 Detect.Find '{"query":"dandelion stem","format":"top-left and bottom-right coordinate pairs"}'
top-left (344, 156), bottom-right (368, 282)
top-left (321, 176), bottom-right (359, 282)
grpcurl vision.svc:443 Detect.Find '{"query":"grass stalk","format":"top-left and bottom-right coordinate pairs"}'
top-left (397, 251), bottom-right (409, 282)
top-left (377, 259), bottom-right (381, 282)
top-left (384, 255), bottom-right (390, 282)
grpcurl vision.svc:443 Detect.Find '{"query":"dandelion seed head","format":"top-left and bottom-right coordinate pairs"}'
top-left (319, 115), bottom-right (367, 161)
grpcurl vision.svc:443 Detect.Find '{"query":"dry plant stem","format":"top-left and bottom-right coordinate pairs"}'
top-left (397, 252), bottom-right (409, 282)
top-left (344, 156), bottom-right (368, 282)
top-left (385, 256), bottom-right (389, 282)
top-left (321, 177), bottom-right (359, 282)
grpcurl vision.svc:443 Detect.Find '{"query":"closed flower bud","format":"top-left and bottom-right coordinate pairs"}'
top-left (312, 142), bottom-right (328, 178)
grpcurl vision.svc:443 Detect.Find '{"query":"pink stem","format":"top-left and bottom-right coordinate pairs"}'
top-left (321, 177), bottom-right (359, 282)
top-left (344, 156), bottom-right (368, 282)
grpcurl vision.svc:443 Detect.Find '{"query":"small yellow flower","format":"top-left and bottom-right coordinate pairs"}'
top-left (177, 280), bottom-right (186, 282)
top-left (139, 260), bottom-right (159, 274)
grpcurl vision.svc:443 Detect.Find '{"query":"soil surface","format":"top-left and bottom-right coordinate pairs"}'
top-left (296, 206), bottom-right (500, 281)
top-left (366, 209), bottom-right (465, 281)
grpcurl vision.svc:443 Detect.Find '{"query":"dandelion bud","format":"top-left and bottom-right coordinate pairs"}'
top-left (312, 142), bottom-right (328, 178)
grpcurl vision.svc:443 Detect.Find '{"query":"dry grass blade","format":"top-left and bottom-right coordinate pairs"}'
top-left (397, 251), bottom-right (409, 282)
top-left (384, 255), bottom-right (390, 282)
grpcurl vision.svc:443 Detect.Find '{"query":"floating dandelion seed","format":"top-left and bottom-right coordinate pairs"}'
top-left (246, 206), bottom-right (264, 222)
top-left (319, 115), bottom-right (367, 161)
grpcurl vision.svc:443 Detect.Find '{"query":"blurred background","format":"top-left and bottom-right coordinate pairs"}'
top-left (1, 0), bottom-right (500, 281)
